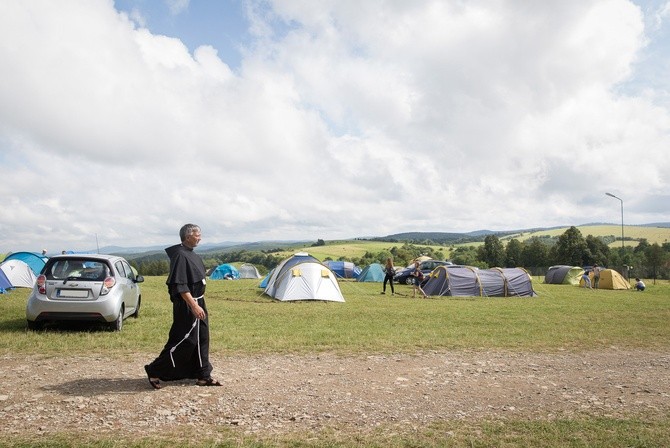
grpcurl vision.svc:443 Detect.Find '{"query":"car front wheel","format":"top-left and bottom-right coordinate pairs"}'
top-left (405, 277), bottom-right (414, 285)
top-left (132, 296), bottom-right (141, 318)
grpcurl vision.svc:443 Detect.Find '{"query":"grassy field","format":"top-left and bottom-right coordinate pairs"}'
top-left (265, 224), bottom-right (670, 263)
top-left (502, 224), bottom-right (670, 248)
top-left (270, 240), bottom-right (449, 263)
top-left (1, 277), bottom-right (669, 446)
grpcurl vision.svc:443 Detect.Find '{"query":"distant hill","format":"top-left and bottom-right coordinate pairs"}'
top-left (375, 229), bottom-right (537, 244)
top-left (101, 223), bottom-right (670, 261)
top-left (114, 240), bottom-right (309, 263)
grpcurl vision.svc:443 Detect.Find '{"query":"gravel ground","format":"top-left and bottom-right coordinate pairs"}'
top-left (1, 349), bottom-right (669, 439)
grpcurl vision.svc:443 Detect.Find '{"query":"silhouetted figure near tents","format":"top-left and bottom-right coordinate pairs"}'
top-left (592, 264), bottom-right (601, 288)
top-left (412, 261), bottom-right (428, 298)
top-left (381, 257), bottom-right (395, 296)
top-left (581, 270), bottom-right (592, 289)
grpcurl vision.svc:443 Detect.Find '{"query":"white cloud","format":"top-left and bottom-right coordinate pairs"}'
top-left (0, 0), bottom-right (668, 252)
top-left (166, 0), bottom-right (189, 16)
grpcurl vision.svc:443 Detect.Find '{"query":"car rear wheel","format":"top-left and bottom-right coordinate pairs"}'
top-left (109, 306), bottom-right (124, 332)
top-left (405, 277), bottom-right (414, 285)
top-left (27, 320), bottom-right (43, 331)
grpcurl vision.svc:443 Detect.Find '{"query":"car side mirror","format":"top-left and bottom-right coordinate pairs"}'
top-left (135, 275), bottom-right (145, 283)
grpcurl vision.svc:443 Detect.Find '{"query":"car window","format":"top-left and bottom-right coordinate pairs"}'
top-left (46, 259), bottom-right (108, 281)
top-left (115, 261), bottom-right (127, 279)
top-left (121, 261), bottom-right (136, 281)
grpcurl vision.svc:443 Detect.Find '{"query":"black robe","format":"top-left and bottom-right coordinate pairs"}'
top-left (145, 244), bottom-right (213, 381)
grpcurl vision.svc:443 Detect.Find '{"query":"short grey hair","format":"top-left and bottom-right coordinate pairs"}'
top-left (179, 224), bottom-right (201, 242)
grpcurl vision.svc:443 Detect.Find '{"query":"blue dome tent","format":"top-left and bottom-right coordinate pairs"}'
top-left (356, 263), bottom-right (385, 282)
top-left (209, 264), bottom-right (240, 280)
top-left (322, 261), bottom-right (361, 279)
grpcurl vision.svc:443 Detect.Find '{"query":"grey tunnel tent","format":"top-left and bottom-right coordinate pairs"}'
top-left (422, 265), bottom-right (536, 297)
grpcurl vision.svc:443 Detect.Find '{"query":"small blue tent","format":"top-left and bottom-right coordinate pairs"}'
top-left (209, 264), bottom-right (240, 280)
top-left (356, 263), bottom-right (385, 282)
top-left (3, 252), bottom-right (48, 276)
top-left (259, 269), bottom-right (273, 288)
top-left (0, 268), bottom-right (12, 293)
top-left (322, 261), bottom-right (361, 279)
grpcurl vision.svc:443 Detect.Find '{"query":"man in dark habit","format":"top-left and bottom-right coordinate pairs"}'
top-left (144, 223), bottom-right (221, 389)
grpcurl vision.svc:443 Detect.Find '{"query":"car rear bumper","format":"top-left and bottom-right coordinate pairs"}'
top-left (29, 311), bottom-right (109, 323)
top-left (26, 295), bottom-right (120, 323)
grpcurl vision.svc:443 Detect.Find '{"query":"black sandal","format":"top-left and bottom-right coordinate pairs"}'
top-left (144, 365), bottom-right (162, 390)
top-left (196, 377), bottom-right (222, 387)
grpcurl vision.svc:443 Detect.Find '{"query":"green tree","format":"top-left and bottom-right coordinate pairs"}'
top-left (505, 239), bottom-right (524, 267)
top-left (477, 235), bottom-right (506, 268)
top-left (585, 235), bottom-right (610, 266)
top-left (451, 246), bottom-right (479, 266)
top-left (644, 243), bottom-right (668, 282)
top-left (552, 226), bottom-right (590, 266)
top-left (521, 237), bottom-right (550, 268)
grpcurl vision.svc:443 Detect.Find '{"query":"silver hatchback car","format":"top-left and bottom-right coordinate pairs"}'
top-left (26, 254), bottom-right (143, 331)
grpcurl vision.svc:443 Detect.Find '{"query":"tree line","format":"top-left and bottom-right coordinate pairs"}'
top-left (132, 226), bottom-right (670, 280)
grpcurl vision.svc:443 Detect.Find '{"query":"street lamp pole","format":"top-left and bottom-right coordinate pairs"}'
top-left (606, 192), bottom-right (626, 280)
top-left (605, 192), bottom-right (624, 252)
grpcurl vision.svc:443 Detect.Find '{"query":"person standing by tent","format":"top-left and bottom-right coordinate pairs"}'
top-left (381, 257), bottom-right (395, 295)
top-left (581, 269), bottom-right (592, 289)
top-left (411, 261), bottom-right (428, 298)
top-left (144, 224), bottom-right (221, 389)
top-left (592, 264), bottom-right (601, 289)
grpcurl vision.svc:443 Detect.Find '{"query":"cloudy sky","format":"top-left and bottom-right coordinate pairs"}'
top-left (1, 0), bottom-right (669, 253)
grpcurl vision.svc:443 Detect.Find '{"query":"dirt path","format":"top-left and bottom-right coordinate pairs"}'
top-left (1, 349), bottom-right (669, 439)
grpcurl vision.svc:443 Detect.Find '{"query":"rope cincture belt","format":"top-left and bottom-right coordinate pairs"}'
top-left (169, 295), bottom-right (204, 368)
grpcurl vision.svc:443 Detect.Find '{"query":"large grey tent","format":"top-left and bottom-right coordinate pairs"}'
top-left (422, 265), bottom-right (536, 297)
top-left (264, 253), bottom-right (345, 302)
top-left (238, 263), bottom-right (262, 279)
top-left (544, 265), bottom-right (584, 285)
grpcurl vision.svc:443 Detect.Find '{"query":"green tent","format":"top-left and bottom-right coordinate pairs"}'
top-left (544, 265), bottom-right (584, 285)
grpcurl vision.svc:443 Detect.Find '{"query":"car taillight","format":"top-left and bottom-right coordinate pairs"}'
top-left (101, 276), bottom-right (116, 295)
top-left (36, 274), bottom-right (46, 294)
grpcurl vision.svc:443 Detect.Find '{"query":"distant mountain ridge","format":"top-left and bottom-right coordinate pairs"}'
top-left (380, 222), bottom-right (670, 244)
top-left (96, 222), bottom-right (669, 259)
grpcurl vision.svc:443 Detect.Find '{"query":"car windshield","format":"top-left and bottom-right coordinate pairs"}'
top-left (46, 259), bottom-right (109, 281)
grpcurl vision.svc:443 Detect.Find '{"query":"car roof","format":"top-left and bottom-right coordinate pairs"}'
top-left (47, 254), bottom-right (126, 263)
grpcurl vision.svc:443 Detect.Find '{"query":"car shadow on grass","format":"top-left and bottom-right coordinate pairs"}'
top-left (25, 321), bottom-right (116, 332)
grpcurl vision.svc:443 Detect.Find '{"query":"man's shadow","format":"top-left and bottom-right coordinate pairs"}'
top-left (43, 377), bottom-right (194, 396)
top-left (42, 377), bottom-right (149, 396)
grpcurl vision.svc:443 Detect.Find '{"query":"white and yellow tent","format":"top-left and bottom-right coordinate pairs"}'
top-left (264, 253), bottom-right (345, 302)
